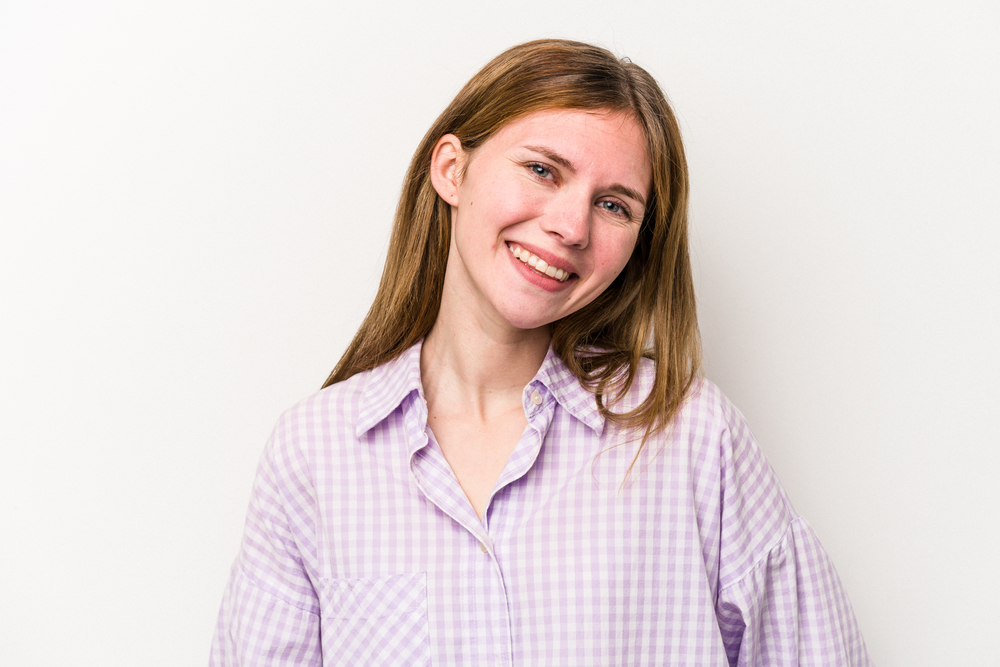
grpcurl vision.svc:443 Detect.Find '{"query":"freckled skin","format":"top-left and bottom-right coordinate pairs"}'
top-left (438, 109), bottom-right (651, 333)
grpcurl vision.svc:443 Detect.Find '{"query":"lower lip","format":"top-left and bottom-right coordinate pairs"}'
top-left (507, 246), bottom-right (575, 293)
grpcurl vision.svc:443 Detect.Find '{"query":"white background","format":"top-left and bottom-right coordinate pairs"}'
top-left (2, 1), bottom-right (997, 665)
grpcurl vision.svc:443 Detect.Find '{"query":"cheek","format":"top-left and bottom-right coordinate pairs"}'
top-left (469, 181), bottom-right (544, 234)
top-left (594, 230), bottom-right (639, 278)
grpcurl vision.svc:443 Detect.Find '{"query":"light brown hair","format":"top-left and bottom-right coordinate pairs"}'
top-left (323, 38), bottom-right (701, 447)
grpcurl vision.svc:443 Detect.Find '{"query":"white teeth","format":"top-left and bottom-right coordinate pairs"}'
top-left (507, 244), bottom-right (570, 282)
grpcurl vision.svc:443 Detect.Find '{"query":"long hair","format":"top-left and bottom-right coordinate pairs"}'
top-left (323, 39), bottom-right (701, 448)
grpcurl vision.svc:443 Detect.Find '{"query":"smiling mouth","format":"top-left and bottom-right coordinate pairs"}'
top-left (507, 243), bottom-right (572, 282)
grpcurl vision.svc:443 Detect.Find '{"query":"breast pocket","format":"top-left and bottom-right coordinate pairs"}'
top-left (319, 572), bottom-right (430, 667)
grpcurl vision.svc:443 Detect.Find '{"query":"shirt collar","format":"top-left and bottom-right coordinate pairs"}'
top-left (354, 339), bottom-right (605, 437)
top-left (354, 340), bottom-right (425, 438)
top-left (530, 346), bottom-right (605, 436)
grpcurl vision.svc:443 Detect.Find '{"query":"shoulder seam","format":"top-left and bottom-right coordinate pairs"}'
top-left (235, 561), bottom-right (320, 617)
top-left (717, 514), bottom-right (803, 595)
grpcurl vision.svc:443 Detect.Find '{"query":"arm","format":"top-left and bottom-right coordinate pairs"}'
top-left (211, 419), bottom-right (322, 666)
top-left (716, 517), bottom-right (870, 666)
top-left (711, 394), bottom-right (871, 666)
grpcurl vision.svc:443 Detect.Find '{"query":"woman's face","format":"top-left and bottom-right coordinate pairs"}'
top-left (431, 108), bottom-right (651, 333)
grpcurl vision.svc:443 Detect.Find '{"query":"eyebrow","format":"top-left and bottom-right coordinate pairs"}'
top-left (523, 144), bottom-right (647, 207)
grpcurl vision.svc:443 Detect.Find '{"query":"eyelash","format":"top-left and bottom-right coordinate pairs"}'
top-left (528, 162), bottom-right (553, 179)
top-left (525, 162), bottom-right (634, 221)
top-left (599, 200), bottom-right (632, 220)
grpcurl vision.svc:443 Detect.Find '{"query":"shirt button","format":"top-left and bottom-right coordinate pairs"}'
top-left (479, 542), bottom-right (489, 554)
top-left (530, 390), bottom-right (542, 405)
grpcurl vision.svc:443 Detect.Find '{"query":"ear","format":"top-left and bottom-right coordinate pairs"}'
top-left (429, 134), bottom-right (464, 206)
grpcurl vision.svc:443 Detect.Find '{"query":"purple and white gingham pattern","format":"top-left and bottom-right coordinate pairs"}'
top-left (211, 341), bottom-right (871, 666)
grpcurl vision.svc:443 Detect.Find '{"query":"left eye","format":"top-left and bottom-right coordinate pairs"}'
top-left (529, 163), bottom-right (552, 178)
top-left (599, 201), bottom-right (626, 216)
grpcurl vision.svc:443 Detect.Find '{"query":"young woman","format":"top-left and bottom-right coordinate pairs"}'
top-left (211, 40), bottom-right (870, 666)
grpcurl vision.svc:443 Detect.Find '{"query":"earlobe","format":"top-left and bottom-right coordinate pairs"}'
top-left (430, 134), bottom-right (464, 206)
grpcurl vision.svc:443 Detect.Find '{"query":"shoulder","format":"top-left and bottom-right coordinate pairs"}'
top-left (260, 368), bottom-right (378, 478)
top-left (635, 365), bottom-right (796, 562)
top-left (608, 362), bottom-right (763, 482)
top-left (274, 370), bottom-right (370, 442)
top-left (265, 343), bottom-right (424, 466)
top-left (620, 357), bottom-right (744, 437)
top-left (678, 376), bottom-right (756, 447)
top-left (673, 376), bottom-right (789, 504)
top-left (609, 363), bottom-right (797, 581)
top-left (682, 379), bottom-right (797, 585)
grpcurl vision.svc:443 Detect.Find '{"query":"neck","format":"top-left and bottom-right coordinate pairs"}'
top-left (421, 303), bottom-right (550, 422)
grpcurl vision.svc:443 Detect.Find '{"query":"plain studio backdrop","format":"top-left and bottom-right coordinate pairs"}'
top-left (1, 1), bottom-right (997, 665)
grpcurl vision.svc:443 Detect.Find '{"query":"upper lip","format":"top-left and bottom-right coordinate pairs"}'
top-left (505, 240), bottom-right (578, 277)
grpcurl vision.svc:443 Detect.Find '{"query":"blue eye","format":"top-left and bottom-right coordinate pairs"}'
top-left (529, 163), bottom-right (552, 179)
top-left (599, 200), bottom-right (629, 218)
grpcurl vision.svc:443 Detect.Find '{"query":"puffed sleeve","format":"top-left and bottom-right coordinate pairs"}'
top-left (711, 392), bottom-right (871, 666)
top-left (210, 417), bottom-right (322, 666)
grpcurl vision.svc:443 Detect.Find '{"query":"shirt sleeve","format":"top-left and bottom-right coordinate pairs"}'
top-left (710, 392), bottom-right (871, 666)
top-left (716, 517), bottom-right (871, 666)
top-left (210, 418), bottom-right (322, 666)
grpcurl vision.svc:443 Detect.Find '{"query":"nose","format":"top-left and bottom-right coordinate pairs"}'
top-left (541, 196), bottom-right (590, 248)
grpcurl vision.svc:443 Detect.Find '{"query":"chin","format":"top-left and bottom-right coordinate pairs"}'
top-left (500, 311), bottom-right (559, 332)
top-left (507, 319), bottom-right (553, 332)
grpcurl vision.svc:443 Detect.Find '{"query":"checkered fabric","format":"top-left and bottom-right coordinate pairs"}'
top-left (211, 341), bottom-right (870, 666)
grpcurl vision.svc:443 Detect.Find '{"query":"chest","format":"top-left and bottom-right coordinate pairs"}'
top-left (313, 436), bottom-right (724, 665)
top-left (426, 406), bottom-right (528, 520)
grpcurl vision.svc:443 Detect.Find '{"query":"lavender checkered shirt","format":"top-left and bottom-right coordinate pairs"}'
top-left (211, 341), bottom-right (870, 666)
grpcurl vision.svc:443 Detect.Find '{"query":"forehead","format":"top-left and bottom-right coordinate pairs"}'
top-left (484, 108), bottom-right (652, 194)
